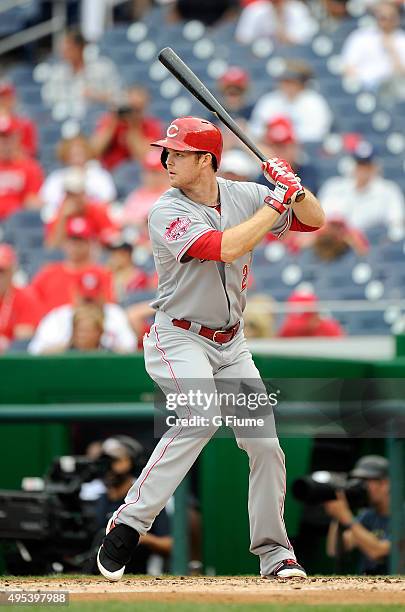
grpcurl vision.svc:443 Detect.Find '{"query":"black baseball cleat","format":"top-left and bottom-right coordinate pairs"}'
top-left (270, 558), bottom-right (307, 579)
top-left (97, 520), bottom-right (140, 582)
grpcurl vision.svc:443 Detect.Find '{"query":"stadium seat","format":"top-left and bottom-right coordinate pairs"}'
top-left (7, 339), bottom-right (31, 353)
top-left (120, 290), bottom-right (156, 308)
top-left (112, 161), bottom-right (142, 199)
top-left (342, 311), bottom-right (389, 335)
top-left (3, 211), bottom-right (43, 246)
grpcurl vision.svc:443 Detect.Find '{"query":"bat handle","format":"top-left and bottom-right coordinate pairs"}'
top-left (295, 189), bottom-right (306, 203)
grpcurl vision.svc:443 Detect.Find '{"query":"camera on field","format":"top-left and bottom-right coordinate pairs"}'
top-left (0, 454), bottom-right (114, 574)
top-left (292, 471), bottom-right (369, 509)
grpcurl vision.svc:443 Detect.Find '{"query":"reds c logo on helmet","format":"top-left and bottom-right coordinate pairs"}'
top-left (166, 124), bottom-right (180, 138)
top-left (151, 117), bottom-right (223, 170)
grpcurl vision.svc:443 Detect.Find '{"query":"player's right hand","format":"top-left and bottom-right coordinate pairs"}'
top-left (262, 158), bottom-right (304, 206)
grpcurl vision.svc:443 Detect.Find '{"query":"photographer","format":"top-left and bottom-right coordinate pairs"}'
top-left (91, 86), bottom-right (163, 171)
top-left (90, 436), bottom-right (172, 574)
top-left (324, 455), bottom-right (390, 575)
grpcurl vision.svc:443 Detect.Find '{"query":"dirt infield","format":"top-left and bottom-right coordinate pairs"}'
top-left (3, 576), bottom-right (405, 605)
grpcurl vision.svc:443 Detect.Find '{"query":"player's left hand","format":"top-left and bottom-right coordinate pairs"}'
top-left (262, 158), bottom-right (303, 206)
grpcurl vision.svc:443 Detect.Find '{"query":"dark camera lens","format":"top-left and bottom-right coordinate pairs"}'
top-left (117, 105), bottom-right (133, 117)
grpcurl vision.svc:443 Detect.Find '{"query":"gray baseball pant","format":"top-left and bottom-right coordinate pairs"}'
top-left (112, 311), bottom-right (296, 576)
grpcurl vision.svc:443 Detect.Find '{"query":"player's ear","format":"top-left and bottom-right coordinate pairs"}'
top-left (201, 152), bottom-right (213, 168)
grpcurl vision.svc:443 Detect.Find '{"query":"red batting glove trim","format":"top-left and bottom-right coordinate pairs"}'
top-left (264, 196), bottom-right (286, 214)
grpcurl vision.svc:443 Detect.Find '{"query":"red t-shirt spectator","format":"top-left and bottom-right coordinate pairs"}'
top-left (0, 156), bottom-right (44, 220)
top-left (30, 263), bottom-right (115, 316)
top-left (96, 114), bottom-right (163, 170)
top-left (0, 285), bottom-right (42, 341)
top-left (12, 115), bottom-right (38, 158)
top-left (46, 201), bottom-right (118, 245)
top-left (278, 316), bottom-right (344, 337)
top-left (0, 82), bottom-right (38, 157)
top-left (277, 290), bottom-right (345, 338)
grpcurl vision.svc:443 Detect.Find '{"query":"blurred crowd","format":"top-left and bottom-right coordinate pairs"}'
top-left (0, 0), bottom-right (405, 353)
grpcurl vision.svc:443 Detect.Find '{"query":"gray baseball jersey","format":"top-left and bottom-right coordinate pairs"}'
top-left (148, 177), bottom-right (292, 328)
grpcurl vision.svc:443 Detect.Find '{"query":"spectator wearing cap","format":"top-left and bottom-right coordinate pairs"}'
top-left (249, 60), bottom-right (333, 143)
top-left (215, 67), bottom-right (256, 151)
top-left (236, 0), bottom-right (317, 46)
top-left (341, 1), bottom-right (405, 97)
top-left (218, 67), bottom-right (254, 121)
top-left (219, 149), bottom-right (258, 182)
top-left (121, 150), bottom-right (169, 227)
top-left (30, 216), bottom-right (115, 316)
top-left (0, 117), bottom-right (44, 221)
top-left (256, 115), bottom-right (319, 194)
top-left (0, 81), bottom-right (37, 158)
top-left (0, 244), bottom-right (42, 352)
top-left (318, 142), bottom-right (405, 233)
top-left (92, 85), bottom-right (163, 171)
top-left (325, 455), bottom-right (391, 575)
top-left (28, 271), bottom-right (136, 355)
top-left (306, 216), bottom-right (369, 261)
top-left (45, 168), bottom-right (118, 249)
top-left (314, 0), bottom-right (349, 34)
top-left (105, 236), bottom-right (156, 303)
top-left (277, 290), bottom-right (345, 337)
top-left (41, 134), bottom-right (116, 222)
top-left (43, 28), bottom-right (122, 119)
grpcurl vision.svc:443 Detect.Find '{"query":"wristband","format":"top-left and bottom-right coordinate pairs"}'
top-left (264, 196), bottom-right (286, 215)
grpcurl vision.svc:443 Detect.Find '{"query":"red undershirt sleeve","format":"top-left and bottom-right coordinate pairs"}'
top-left (183, 229), bottom-right (223, 262)
top-left (290, 212), bottom-right (319, 232)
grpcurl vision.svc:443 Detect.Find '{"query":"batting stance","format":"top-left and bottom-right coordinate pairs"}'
top-left (97, 117), bottom-right (325, 580)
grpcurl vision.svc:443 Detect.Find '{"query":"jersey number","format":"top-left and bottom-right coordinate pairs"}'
top-left (241, 264), bottom-right (249, 292)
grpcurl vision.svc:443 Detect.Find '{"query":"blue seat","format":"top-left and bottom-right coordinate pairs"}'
top-left (7, 65), bottom-right (35, 86)
top-left (143, 6), bottom-right (167, 28)
top-left (16, 0), bottom-right (40, 21)
top-left (3, 210), bottom-right (43, 234)
top-left (38, 123), bottom-right (62, 146)
top-left (208, 20), bottom-right (237, 44)
top-left (18, 86), bottom-right (43, 106)
top-left (316, 157), bottom-right (340, 182)
top-left (120, 290), bottom-right (156, 308)
top-left (14, 228), bottom-right (45, 250)
top-left (314, 284), bottom-right (365, 300)
top-left (0, 9), bottom-right (24, 36)
top-left (364, 226), bottom-right (388, 244)
top-left (7, 339), bottom-right (30, 353)
top-left (112, 161), bottom-right (142, 199)
top-left (370, 242), bottom-right (405, 263)
top-left (100, 26), bottom-right (132, 49)
top-left (343, 311), bottom-right (389, 335)
top-left (318, 77), bottom-right (345, 98)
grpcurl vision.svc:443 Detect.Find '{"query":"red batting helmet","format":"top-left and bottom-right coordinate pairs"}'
top-left (151, 116), bottom-right (223, 170)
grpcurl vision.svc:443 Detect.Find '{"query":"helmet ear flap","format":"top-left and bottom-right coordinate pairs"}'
top-left (161, 149), bottom-right (168, 169)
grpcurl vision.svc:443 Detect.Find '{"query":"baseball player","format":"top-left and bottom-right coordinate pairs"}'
top-left (97, 117), bottom-right (325, 580)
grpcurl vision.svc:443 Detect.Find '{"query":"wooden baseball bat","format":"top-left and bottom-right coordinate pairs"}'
top-left (158, 47), bottom-right (305, 202)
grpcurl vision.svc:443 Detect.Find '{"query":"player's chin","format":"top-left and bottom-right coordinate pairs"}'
top-left (168, 175), bottom-right (180, 187)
